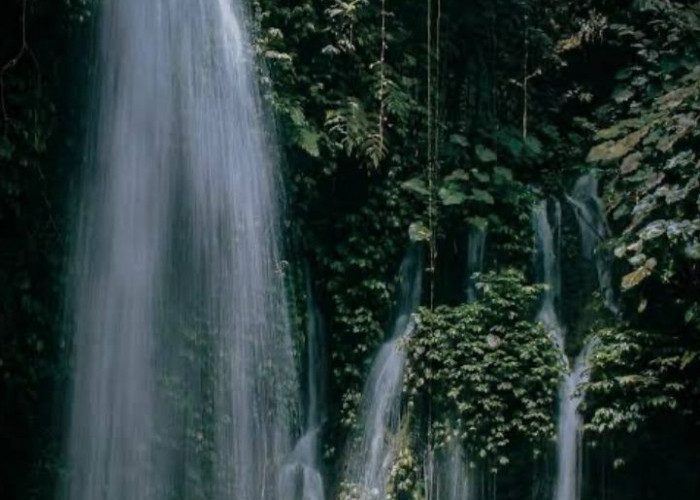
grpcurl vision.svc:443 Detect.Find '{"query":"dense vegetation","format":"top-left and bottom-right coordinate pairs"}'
top-left (1, 0), bottom-right (699, 499)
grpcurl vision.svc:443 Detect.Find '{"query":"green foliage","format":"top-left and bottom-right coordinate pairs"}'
top-left (405, 270), bottom-right (564, 469)
top-left (569, 0), bottom-right (700, 450)
top-left (585, 324), bottom-right (700, 437)
top-left (585, 3), bottom-right (700, 307)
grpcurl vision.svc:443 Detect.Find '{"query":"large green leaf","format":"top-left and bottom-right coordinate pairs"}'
top-left (475, 144), bottom-right (497, 163)
top-left (297, 129), bottom-right (320, 157)
top-left (439, 185), bottom-right (468, 206)
top-left (409, 221), bottom-right (431, 242)
top-left (401, 177), bottom-right (429, 196)
top-left (444, 169), bottom-right (471, 182)
top-left (588, 127), bottom-right (650, 162)
top-left (469, 188), bottom-right (495, 205)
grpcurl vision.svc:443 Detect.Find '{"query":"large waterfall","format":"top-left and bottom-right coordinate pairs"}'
top-left (342, 248), bottom-right (423, 500)
top-left (64, 1), bottom-right (298, 499)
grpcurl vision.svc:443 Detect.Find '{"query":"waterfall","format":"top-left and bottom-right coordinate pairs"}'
top-left (423, 437), bottom-right (474, 500)
top-left (465, 227), bottom-right (487, 303)
top-left (553, 342), bottom-right (596, 500)
top-left (533, 199), bottom-right (565, 348)
top-left (305, 285), bottom-right (325, 433)
top-left (441, 441), bottom-right (474, 500)
top-left (566, 173), bottom-right (619, 315)
top-left (428, 438), bottom-right (474, 500)
top-left (342, 248), bottom-right (423, 500)
top-left (534, 175), bottom-right (615, 500)
top-left (553, 173), bottom-right (616, 500)
top-left (64, 2), bottom-right (298, 500)
top-left (532, 198), bottom-right (582, 500)
top-left (279, 281), bottom-right (326, 500)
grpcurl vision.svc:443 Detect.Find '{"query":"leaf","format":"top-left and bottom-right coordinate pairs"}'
top-left (659, 115), bottom-right (697, 153)
top-left (620, 152), bottom-right (643, 174)
top-left (587, 127), bottom-right (650, 162)
top-left (297, 129), bottom-right (320, 157)
top-left (524, 135), bottom-right (543, 155)
top-left (621, 259), bottom-right (656, 291)
top-left (638, 297), bottom-right (648, 313)
top-left (638, 220), bottom-right (668, 240)
top-left (444, 169), bottom-right (470, 182)
top-left (499, 134), bottom-right (524, 157)
top-left (664, 150), bottom-right (695, 171)
top-left (439, 185), bottom-right (468, 206)
top-left (450, 134), bottom-right (469, 147)
top-left (409, 222), bottom-right (431, 242)
top-left (494, 166), bottom-right (514, 183)
top-left (467, 216), bottom-right (489, 231)
top-left (475, 144), bottom-right (497, 163)
top-left (471, 169), bottom-right (490, 183)
top-left (681, 351), bottom-right (698, 369)
top-left (685, 240), bottom-right (700, 260)
top-left (321, 44), bottom-right (341, 56)
top-left (469, 188), bottom-right (495, 205)
top-left (614, 245), bottom-right (628, 258)
top-left (613, 86), bottom-right (635, 104)
top-left (595, 118), bottom-right (646, 141)
top-left (402, 177), bottom-right (429, 196)
top-left (264, 50), bottom-right (293, 62)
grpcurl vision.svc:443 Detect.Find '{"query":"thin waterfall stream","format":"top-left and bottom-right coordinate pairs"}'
top-left (424, 227), bottom-right (487, 500)
top-left (465, 227), bottom-right (488, 304)
top-left (342, 248), bottom-right (423, 500)
top-left (64, 1), bottom-right (298, 499)
top-left (279, 280), bottom-right (326, 500)
top-left (533, 174), bottom-right (616, 500)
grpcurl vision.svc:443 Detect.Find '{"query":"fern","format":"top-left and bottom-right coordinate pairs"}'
top-left (325, 98), bottom-right (389, 167)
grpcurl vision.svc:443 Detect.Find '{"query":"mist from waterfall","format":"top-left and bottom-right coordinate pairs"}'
top-left (342, 248), bottom-right (423, 500)
top-left (64, 1), bottom-right (298, 499)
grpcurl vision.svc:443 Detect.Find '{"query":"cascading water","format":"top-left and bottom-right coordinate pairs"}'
top-left (567, 173), bottom-right (619, 315)
top-left (534, 176), bottom-right (615, 500)
top-left (441, 440), bottom-right (474, 500)
top-left (465, 227), bottom-right (488, 303)
top-left (342, 248), bottom-right (423, 500)
top-left (533, 198), bottom-right (582, 500)
top-left (425, 436), bottom-right (474, 500)
top-left (553, 341), bottom-right (596, 500)
top-left (279, 282), bottom-right (326, 500)
top-left (64, 2), bottom-right (298, 500)
top-left (533, 199), bottom-right (565, 348)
